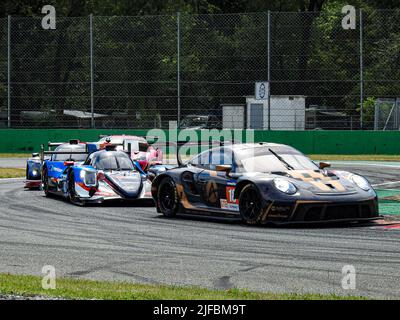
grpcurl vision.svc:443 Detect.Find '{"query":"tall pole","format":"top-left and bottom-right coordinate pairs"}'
top-left (267, 11), bottom-right (271, 131)
top-left (89, 14), bottom-right (94, 128)
top-left (177, 12), bottom-right (181, 127)
top-left (359, 9), bottom-right (364, 130)
top-left (7, 15), bottom-right (11, 128)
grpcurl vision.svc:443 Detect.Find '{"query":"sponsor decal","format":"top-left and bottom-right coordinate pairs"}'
top-left (220, 186), bottom-right (239, 211)
top-left (50, 166), bottom-right (63, 173)
top-left (205, 180), bottom-right (219, 204)
top-left (220, 199), bottom-right (239, 211)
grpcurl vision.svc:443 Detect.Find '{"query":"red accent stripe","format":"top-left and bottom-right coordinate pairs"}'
top-left (383, 224), bottom-right (400, 230)
top-left (77, 182), bottom-right (92, 191)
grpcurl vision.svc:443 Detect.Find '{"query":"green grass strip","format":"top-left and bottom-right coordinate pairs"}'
top-left (0, 168), bottom-right (25, 178)
top-left (0, 273), bottom-right (366, 300)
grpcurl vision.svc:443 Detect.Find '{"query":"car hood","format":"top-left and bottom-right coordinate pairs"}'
top-left (104, 171), bottom-right (143, 198)
top-left (283, 170), bottom-right (358, 194)
top-left (248, 170), bottom-right (360, 194)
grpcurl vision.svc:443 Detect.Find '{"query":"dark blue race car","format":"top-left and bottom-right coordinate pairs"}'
top-left (25, 152), bottom-right (42, 188)
top-left (151, 143), bottom-right (380, 225)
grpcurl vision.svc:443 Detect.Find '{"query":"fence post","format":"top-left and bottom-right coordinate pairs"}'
top-left (176, 12), bottom-right (181, 127)
top-left (7, 15), bottom-right (11, 128)
top-left (267, 11), bottom-right (271, 131)
top-left (89, 14), bottom-right (94, 128)
top-left (359, 9), bottom-right (364, 130)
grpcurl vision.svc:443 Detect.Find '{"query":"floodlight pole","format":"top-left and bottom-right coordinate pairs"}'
top-left (89, 14), bottom-right (95, 128)
top-left (359, 9), bottom-right (364, 130)
top-left (7, 15), bottom-right (11, 128)
top-left (177, 12), bottom-right (181, 127)
top-left (267, 11), bottom-right (271, 131)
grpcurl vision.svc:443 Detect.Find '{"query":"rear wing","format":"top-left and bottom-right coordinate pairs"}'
top-left (45, 139), bottom-right (81, 151)
top-left (40, 140), bottom-right (90, 164)
top-left (98, 134), bottom-right (160, 143)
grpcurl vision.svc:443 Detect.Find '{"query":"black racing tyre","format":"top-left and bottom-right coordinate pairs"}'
top-left (239, 184), bottom-right (264, 225)
top-left (42, 167), bottom-right (50, 197)
top-left (157, 177), bottom-right (179, 217)
top-left (68, 171), bottom-right (79, 203)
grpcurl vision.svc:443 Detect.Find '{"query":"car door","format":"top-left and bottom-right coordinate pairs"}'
top-left (180, 152), bottom-right (209, 206)
top-left (196, 148), bottom-right (239, 212)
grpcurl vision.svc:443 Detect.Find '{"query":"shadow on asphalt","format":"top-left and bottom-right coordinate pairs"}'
top-left (37, 191), bottom-right (155, 207)
top-left (31, 188), bottom-right (384, 229)
top-left (154, 213), bottom-right (383, 229)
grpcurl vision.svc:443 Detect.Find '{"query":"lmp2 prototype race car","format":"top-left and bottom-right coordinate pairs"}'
top-left (97, 135), bottom-right (163, 171)
top-left (25, 134), bottom-right (163, 189)
top-left (151, 142), bottom-right (380, 224)
top-left (40, 140), bottom-right (152, 204)
top-left (25, 152), bottom-right (42, 188)
top-left (25, 140), bottom-right (87, 189)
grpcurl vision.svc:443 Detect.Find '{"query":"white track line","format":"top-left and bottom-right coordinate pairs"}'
top-left (372, 181), bottom-right (400, 188)
top-left (0, 177), bottom-right (24, 182)
top-left (331, 162), bottom-right (400, 168)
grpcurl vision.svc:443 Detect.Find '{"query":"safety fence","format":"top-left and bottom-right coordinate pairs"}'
top-left (0, 10), bottom-right (399, 130)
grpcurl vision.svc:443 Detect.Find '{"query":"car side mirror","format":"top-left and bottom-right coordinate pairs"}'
top-left (215, 164), bottom-right (232, 173)
top-left (319, 162), bottom-right (331, 169)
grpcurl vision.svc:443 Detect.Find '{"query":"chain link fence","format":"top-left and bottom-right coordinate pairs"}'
top-left (0, 9), bottom-right (399, 130)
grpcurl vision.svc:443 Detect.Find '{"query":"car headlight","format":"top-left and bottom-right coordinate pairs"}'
top-left (32, 169), bottom-right (38, 177)
top-left (80, 170), bottom-right (97, 186)
top-left (273, 178), bottom-right (297, 195)
top-left (351, 174), bottom-right (371, 191)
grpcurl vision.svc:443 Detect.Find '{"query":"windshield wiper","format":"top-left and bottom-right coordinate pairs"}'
top-left (268, 148), bottom-right (295, 171)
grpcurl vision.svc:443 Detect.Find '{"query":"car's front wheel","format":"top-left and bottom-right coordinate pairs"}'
top-left (68, 171), bottom-right (79, 204)
top-left (239, 184), bottom-right (264, 225)
top-left (157, 177), bottom-right (179, 217)
top-left (42, 167), bottom-right (50, 197)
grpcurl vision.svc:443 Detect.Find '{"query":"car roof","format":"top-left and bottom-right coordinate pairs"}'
top-left (90, 149), bottom-right (130, 158)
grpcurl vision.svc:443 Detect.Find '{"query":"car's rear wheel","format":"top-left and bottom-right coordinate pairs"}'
top-left (42, 167), bottom-right (50, 197)
top-left (239, 184), bottom-right (263, 225)
top-left (157, 177), bottom-right (179, 217)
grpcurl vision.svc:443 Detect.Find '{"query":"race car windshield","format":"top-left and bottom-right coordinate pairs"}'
top-left (52, 147), bottom-right (87, 162)
top-left (95, 153), bottom-right (135, 171)
top-left (236, 147), bottom-right (318, 172)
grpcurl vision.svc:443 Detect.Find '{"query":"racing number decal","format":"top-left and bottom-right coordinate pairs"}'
top-left (226, 186), bottom-right (238, 204)
top-left (205, 180), bottom-right (219, 205)
top-left (220, 186), bottom-right (239, 211)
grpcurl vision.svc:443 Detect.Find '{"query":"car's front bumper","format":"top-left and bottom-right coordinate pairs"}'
top-left (24, 179), bottom-right (41, 189)
top-left (261, 198), bottom-right (379, 224)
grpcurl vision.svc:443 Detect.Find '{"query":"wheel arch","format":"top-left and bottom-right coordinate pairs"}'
top-left (234, 180), bottom-right (255, 200)
top-left (151, 173), bottom-right (172, 202)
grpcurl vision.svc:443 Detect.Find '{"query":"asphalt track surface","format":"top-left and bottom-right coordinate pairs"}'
top-left (0, 161), bottom-right (400, 299)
